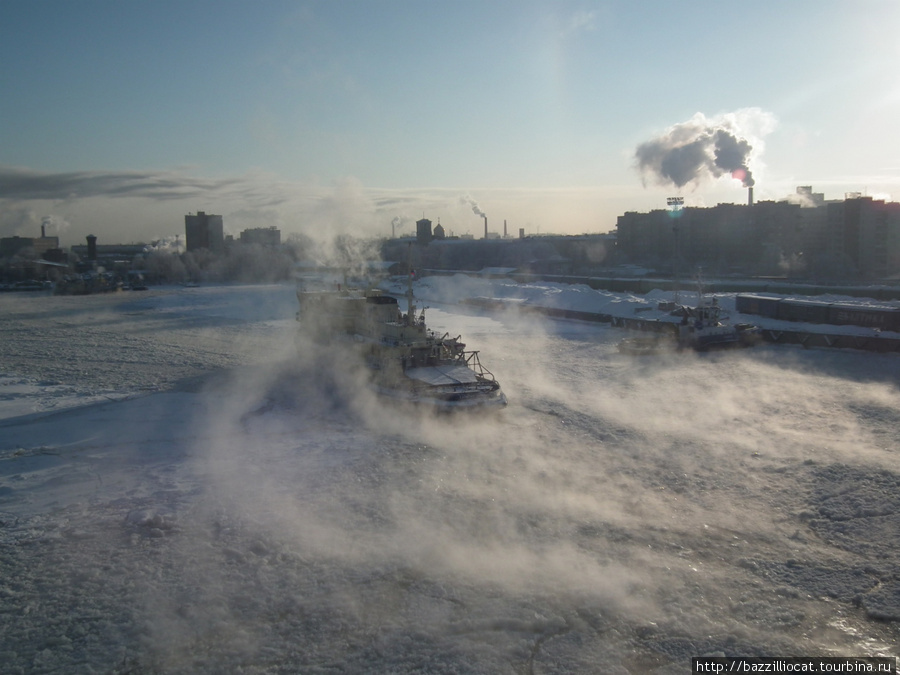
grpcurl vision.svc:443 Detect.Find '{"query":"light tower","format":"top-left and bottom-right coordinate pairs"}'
top-left (667, 197), bottom-right (684, 304)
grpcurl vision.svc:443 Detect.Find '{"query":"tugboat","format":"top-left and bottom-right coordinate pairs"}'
top-left (296, 274), bottom-right (507, 411)
top-left (672, 297), bottom-right (761, 350)
top-left (618, 274), bottom-right (760, 354)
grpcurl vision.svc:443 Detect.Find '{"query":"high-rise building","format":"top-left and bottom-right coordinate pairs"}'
top-left (615, 189), bottom-right (900, 280)
top-left (185, 211), bottom-right (224, 253)
top-left (828, 196), bottom-right (900, 280)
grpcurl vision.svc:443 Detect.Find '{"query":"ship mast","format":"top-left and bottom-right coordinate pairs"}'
top-left (696, 267), bottom-right (704, 306)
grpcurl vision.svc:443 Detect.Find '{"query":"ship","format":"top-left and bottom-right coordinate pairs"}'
top-left (618, 275), bottom-right (761, 355)
top-left (296, 277), bottom-right (507, 411)
top-left (671, 297), bottom-right (762, 350)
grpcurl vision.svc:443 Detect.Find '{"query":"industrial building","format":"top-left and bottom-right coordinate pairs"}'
top-left (69, 235), bottom-right (148, 268)
top-left (0, 226), bottom-right (66, 282)
top-left (0, 226), bottom-right (60, 259)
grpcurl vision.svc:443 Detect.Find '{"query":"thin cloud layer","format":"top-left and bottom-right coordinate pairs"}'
top-left (0, 167), bottom-right (250, 202)
top-left (0, 166), bottom-right (304, 239)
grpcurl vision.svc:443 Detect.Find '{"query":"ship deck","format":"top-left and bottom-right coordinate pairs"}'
top-left (405, 364), bottom-right (480, 386)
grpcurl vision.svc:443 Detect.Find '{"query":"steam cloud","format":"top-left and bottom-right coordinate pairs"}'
top-left (635, 109), bottom-right (776, 189)
top-left (144, 234), bottom-right (185, 254)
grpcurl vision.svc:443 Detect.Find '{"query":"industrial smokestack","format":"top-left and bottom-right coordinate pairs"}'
top-left (504, 219), bottom-right (507, 238)
top-left (748, 187), bottom-right (754, 207)
top-left (484, 216), bottom-right (488, 239)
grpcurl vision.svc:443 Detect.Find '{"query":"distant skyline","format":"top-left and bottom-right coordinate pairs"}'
top-left (2, 0), bottom-right (900, 246)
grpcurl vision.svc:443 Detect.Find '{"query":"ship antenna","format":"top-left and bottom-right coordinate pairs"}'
top-left (406, 242), bottom-right (416, 321)
top-left (696, 267), bottom-right (704, 304)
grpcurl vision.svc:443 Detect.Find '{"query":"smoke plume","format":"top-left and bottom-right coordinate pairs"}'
top-left (41, 214), bottom-right (71, 234)
top-left (635, 109), bottom-right (775, 190)
top-left (461, 195), bottom-right (486, 218)
top-left (391, 216), bottom-right (412, 236)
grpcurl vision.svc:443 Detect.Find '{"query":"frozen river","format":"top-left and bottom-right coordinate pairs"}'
top-left (1, 283), bottom-right (898, 673)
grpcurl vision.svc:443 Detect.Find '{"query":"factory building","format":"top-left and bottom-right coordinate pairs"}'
top-left (69, 235), bottom-right (148, 272)
top-left (0, 225), bottom-right (60, 259)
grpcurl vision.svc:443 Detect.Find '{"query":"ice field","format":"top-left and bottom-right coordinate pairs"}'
top-left (1, 280), bottom-right (899, 673)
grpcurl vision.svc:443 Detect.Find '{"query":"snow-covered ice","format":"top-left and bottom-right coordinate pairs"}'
top-left (1, 280), bottom-right (898, 673)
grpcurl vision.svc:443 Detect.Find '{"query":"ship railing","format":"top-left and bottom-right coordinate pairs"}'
top-left (463, 350), bottom-right (498, 382)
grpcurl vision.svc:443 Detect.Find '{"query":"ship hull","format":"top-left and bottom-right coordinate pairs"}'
top-left (362, 346), bottom-right (508, 411)
top-left (373, 379), bottom-right (508, 411)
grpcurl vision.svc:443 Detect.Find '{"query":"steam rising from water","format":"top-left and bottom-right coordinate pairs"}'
top-left (4, 280), bottom-right (898, 671)
top-left (130, 288), bottom-right (900, 669)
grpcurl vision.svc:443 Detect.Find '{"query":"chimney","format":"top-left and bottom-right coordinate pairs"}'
top-left (748, 187), bottom-right (754, 207)
top-left (504, 219), bottom-right (507, 238)
top-left (41, 224), bottom-right (46, 238)
top-left (484, 216), bottom-right (488, 239)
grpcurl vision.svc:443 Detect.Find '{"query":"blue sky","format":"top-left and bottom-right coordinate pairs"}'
top-left (2, 0), bottom-right (899, 245)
